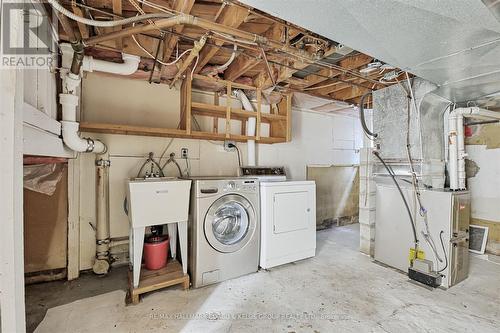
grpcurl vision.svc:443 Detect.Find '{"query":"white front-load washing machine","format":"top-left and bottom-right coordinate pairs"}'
top-left (188, 177), bottom-right (260, 288)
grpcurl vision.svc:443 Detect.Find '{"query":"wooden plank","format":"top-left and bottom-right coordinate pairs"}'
top-left (256, 88), bottom-right (261, 140)
top-left (225, 82), bottom-right (232, 138)
top-left (223, 52), bottom-right (261, 81)
top-left (112, 0), bottom-right (122, 50)
top-left (330, 85), bottom-right (370, 101)
top-left (79, 122), bottom-right (286, 143)
top-left (194, 74), bottom-right (256, 90)
top-left (300, 54), bottom-right (373, 89)
top-left (71, 6), bottom-right (89, 39)
top-left (191, 102), bottom-right (283, 122)
top-left (194, 5), bottom-right (249, 73)
top-left (185, 75), bottom-right (192, 134)
top-left (160, 0), bottom-right (195, 78)
top-left (221, 18), bottom-right (282, 82)
top-left (285, 94), bottom-right (292, 141)
top-left (179, 78), bottom-right (186, 130)
top-left (254, 46), bottom-right (338, 90)
top-left (128, 260), bottom-right (189, 305)
top-left (213, 92), bottom-right (219, 133)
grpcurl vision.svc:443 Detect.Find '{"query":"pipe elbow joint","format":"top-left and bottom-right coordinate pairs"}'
top-left (61, 121), bottom-right (107, 154)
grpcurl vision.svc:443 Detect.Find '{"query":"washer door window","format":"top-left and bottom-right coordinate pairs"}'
top-left (205, 194), bottom-right (256, 253)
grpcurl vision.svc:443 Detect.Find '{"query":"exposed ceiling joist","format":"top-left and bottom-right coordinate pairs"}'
top-left (55, 0), bottom-right (403, 104)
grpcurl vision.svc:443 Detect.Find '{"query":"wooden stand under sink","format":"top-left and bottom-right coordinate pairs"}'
top-left (126, 260), bottom-right (189, 305)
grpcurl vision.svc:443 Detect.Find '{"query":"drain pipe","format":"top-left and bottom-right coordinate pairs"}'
top-left (235, 90), bottom-right (256, 166)
top-left (448, 107), bottom-right (500, 190)
top-left (94, 158), bottom-right (111, 274)
top-left (59, 42), bottom-right (140, 152)
top-left (59, 43), bottom-right (141, 274)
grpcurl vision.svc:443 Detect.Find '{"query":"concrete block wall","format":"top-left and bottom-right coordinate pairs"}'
top-left (359, 147), bottom-right (376, 256)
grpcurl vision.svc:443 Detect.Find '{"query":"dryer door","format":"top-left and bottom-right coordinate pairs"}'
top-left (204, 194), bottom-right (256, 253)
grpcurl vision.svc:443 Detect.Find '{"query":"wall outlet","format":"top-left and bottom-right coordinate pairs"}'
top-left (181, 148), bottom-right (188, 158)
top-left (224, 140), bottom-right (236, 152)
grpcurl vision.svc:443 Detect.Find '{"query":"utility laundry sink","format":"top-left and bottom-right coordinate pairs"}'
top-left (126, 177), bottom-right (192, 287)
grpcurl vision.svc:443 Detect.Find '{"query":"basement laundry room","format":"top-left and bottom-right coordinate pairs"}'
top-left (1, 0), bottom-right (500, 332)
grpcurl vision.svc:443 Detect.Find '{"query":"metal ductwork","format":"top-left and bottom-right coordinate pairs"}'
top-left (242, 0), bottom-right (500, 107)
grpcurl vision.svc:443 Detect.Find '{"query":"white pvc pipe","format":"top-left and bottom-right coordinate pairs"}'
top-left (82, 53), bottom-right (140, 76)
top-left (457, 115), bottom-right (466, 189)
top-left (58, 43), bottom-right (141, 154)
top-left (460, 106), bottom-right (500, 120)
top-left (60, 43), bottom-right (141, 76)
top-left (235, 90), bottom-right (256, 166)
top-left (448, 112), bottom-right (458, 190)
top-left (59, 93), bottom-right (106, 153)
top-left (447, 107), bottom-right (500, 190)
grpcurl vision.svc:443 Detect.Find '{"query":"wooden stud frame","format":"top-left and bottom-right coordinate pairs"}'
top-left (80, 76), bottom-right (292, 144)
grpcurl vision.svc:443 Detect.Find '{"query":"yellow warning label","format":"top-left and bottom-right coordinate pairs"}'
top-left (409, 248), bottom-right (425, 263)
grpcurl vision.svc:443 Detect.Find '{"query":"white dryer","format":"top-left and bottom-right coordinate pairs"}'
top-left (240, 167), bottom-right (316, 269)
top-left (188, 177), bottom-right (260, 288)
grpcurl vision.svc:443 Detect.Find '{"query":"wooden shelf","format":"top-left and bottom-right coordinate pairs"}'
top-left (127, 259), bottom-right (189, 305)
top-left (79, 122), bottom-right (287, 143)
top-left (191, 102), bottom-right (286, 123)
top-left (80, 75), bottom-right (291, 144)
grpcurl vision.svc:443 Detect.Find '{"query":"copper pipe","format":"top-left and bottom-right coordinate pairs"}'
top-left (83, 14), bottom-right (317, 63)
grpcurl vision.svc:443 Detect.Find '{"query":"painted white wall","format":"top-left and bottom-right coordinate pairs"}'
top-left (76, 73), bottom-right (362, 270)
top-left (466, 145), bottom-right (500, 223)
top-left (0, 10), bottom-right (26, 332)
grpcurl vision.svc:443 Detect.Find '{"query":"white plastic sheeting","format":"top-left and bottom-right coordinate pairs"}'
top-left (23, 164), bottom-right (65, 195)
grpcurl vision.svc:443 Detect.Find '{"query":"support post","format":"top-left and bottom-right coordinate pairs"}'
top-left (226, 83), bottom-right (232, 138)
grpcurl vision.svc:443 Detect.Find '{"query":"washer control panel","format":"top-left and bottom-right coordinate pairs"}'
top-left (197, 178), bottom-right (258, 196)
top-left (223, 179), bottom-right (258, 193)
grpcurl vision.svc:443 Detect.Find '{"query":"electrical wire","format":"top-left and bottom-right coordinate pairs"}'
top-left (359, 91), bottom-right (377, 139)
top-left (48, 0), bottom-right (173, 27)
top-left (217, 44), bottom-right (237, 71)
top-left (402, 79), bottom-right (443, 265)
top-left (229, 143), bottom-right (242, 167)
top-left (133, 31), bottom-right (192, 65)
top-left (373, 151), bottom-right (418, 248)
top-left (438, 231), bottom-right (448, 273)
top-left (190, 55), bottom-right (200, 78)
top-left (406, 72), bottom-right (424, 174)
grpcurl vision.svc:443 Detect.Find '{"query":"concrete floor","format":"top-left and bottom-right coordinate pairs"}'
top-left (25, 266), bottom-right (128, 332)
top-left (33, 224), bottom-right (500, 332)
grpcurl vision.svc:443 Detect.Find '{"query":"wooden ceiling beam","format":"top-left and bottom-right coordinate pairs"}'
top-left (112, 0), bottom-right (123, 50)
top-left (71, 5), bottom-right (89, 39)
top-left (85, 0), bottom-right (172, 13)
top-left (330, 85), bottom-right (370, 101)
top-left (161, 0), bottom-right (195, 64)
top-left (254, 37), bottom-right (338, 90)
top-left (223, 52), bottom-right (261, 81)
top-left (300, 53), bottom-right (373, 89)
top-left (347, 94), bottom-right (373, 107)
top-left (223, 22), bottom-right (281, 82)
top-left (193, 4), bottom-right (250, 73)
top-left (308, 69), bottom-right (383, 96)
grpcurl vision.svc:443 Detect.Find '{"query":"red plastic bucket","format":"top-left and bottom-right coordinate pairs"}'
top-left (143, 236), bottom-right (169, 270)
